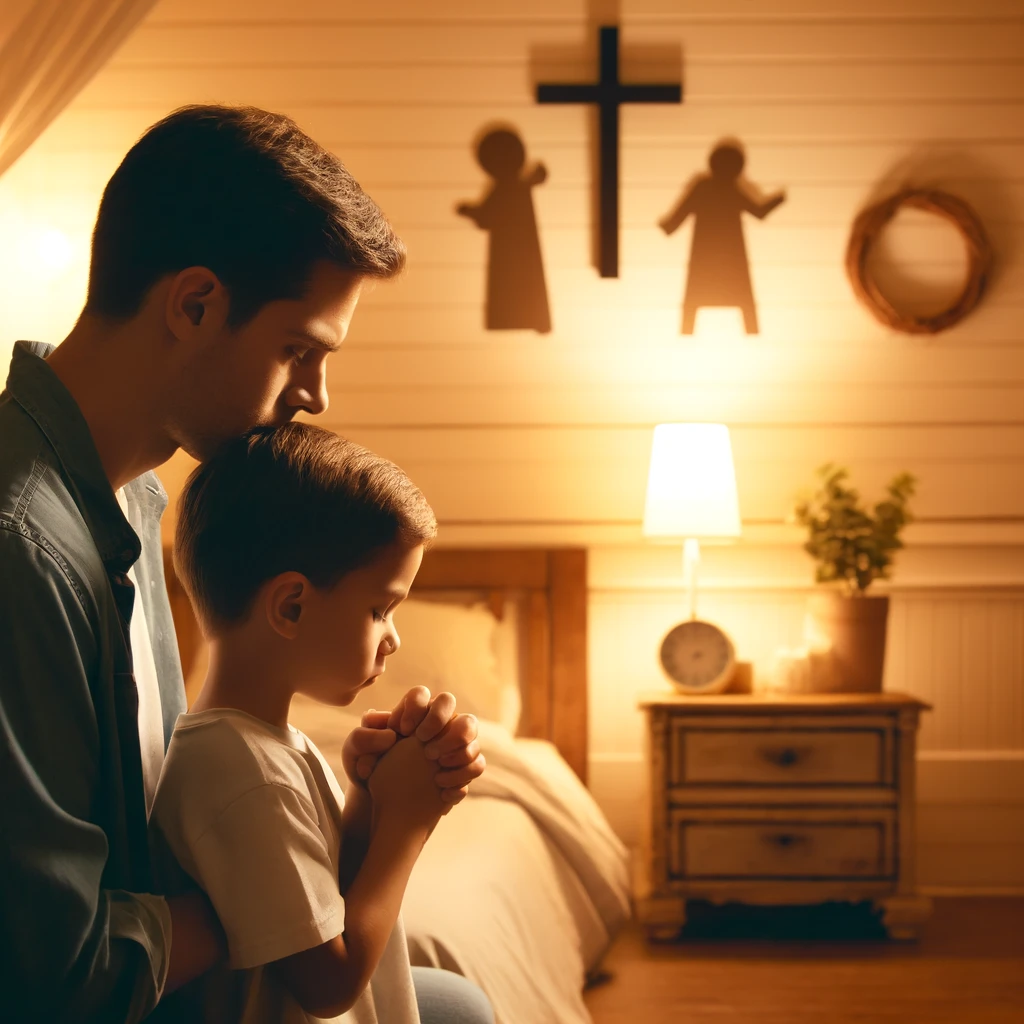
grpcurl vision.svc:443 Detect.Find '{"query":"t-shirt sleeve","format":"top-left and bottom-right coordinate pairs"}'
top-left (188, 783), bottom-right (345, 969)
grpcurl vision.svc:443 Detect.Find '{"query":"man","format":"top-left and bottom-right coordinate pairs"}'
top-left (0, 104), bottom-right (486, 1022)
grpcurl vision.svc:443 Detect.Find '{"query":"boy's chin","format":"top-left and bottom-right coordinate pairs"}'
top-left (297, 678), bottom-right (375, 707)
top-left (338, 676), bottom-right (378, 704)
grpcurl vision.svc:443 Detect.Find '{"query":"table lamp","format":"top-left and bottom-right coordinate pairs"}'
top-left (643, 423), bottom-right (742, 693)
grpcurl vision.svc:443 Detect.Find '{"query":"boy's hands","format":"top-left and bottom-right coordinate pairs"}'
top-left (367, 734), bottom-right (447, 831)
top-left (388, 687), bottom-right (485, 806)
top-left (341, 720), bottom-right (399, 793)
top-left (342, 686), bottom-right (485, 809)
top-left (386, 685), bottom-right (444, 739)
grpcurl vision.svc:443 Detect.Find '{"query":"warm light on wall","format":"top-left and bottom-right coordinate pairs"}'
top-left (33, 227), bottom-right (74, 275)
top-left (691, 307), bottom-right (748, 341)
top-left (0, 195), bottom-right (89, 367)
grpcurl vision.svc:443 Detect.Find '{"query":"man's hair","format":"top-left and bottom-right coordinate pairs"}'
top-left (175, 423), bottom-right (437, 633)
top-left (85, 104), bottom-right (405, 327)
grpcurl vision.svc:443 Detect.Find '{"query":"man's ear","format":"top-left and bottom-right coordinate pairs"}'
top-left (165, 266), bottom-right (229, 341)
top-left (264, 572), bottom-right (311, 640)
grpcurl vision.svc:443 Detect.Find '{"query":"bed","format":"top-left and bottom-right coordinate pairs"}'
top-left (164, 547), bottom-right (632, 1024)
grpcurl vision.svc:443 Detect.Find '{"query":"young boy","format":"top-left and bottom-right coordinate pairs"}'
top-left (151, 422), bottom-right (491, 1023)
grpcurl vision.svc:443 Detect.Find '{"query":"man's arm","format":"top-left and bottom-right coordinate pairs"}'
top-left (163, 891), bottom-right (226, 993)
top-left (0, 529), bottom-right (176, 1021)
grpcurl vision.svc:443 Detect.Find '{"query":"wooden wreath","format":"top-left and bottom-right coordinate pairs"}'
top-left (845, 188), bottom-right (992, 334)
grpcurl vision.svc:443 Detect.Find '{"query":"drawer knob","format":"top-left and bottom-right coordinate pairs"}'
top-left (764, 746), bottom-right (800, 767)
top-left (765, 832), bottom-right (805, 849)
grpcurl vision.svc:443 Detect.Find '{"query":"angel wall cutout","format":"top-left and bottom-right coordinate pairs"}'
top-left (660, 141), bottom-right (786, 334)
top-left (456, 132), bottom-right (785, 337)
top-left (456, 127), bottom-right (552, 334)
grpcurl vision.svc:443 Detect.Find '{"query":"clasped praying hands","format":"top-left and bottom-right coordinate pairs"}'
top-left (341, 686), bottom-right (486, 812)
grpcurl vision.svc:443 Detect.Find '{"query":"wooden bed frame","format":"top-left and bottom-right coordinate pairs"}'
top-left (163, 546), bottom-right (589, 783)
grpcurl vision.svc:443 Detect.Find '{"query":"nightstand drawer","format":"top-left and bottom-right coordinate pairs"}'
top-left (669, 810), bottom-right (895, 880)
top-left (671, 724), bottom-right (891, 786)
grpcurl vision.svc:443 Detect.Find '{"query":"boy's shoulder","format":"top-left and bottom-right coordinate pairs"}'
top-left (164, 708), bottom-right (316, 788)
top-left (153, 709), bottom-right (351, 873)
top-left (155, 709), bottom-right (328, 832)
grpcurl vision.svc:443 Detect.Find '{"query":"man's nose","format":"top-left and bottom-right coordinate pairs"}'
top-left (285, 363), bottom-right (329, 416)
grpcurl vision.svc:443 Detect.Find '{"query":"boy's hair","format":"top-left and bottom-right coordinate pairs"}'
top-left (85, 104), bottom-right (405, 327)
top-left (174, 423), bottom-right (437, 633)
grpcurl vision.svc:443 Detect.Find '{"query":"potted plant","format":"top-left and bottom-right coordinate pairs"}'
top-left (793, 464), bottom-right (916, 692)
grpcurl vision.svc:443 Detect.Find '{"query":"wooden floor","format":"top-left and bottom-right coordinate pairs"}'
top-left (585, 898), bottom-right (1024, 1024)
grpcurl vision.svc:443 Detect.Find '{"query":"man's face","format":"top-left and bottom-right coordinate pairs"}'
top-left (169, 261), bottom-right (364, 460)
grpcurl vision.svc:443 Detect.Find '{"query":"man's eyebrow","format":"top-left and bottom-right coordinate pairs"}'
top-left (288, 329), bottom-right (342, 353)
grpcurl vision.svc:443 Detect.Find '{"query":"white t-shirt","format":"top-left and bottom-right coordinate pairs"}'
top-left (151, 708), bottom-right (420, 1024)
top-left (115, 487), bottom-right (164, 815)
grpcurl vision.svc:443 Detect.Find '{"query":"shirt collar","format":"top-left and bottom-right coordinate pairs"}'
top-left (6, 340), bottom-right (141, 570)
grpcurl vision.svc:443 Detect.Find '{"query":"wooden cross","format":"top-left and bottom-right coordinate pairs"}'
top-left (537, 25), bottom-right (682, 278)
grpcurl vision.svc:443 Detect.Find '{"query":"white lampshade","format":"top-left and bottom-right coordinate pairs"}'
top-left (642, 423), bottom-right (742, 539)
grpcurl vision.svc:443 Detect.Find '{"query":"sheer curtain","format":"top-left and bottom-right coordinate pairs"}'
top-left (0, 0), bottom-right (158, 177)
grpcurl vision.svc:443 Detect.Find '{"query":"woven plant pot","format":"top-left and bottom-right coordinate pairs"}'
top-left (806, 593), bottom-right (890, 693)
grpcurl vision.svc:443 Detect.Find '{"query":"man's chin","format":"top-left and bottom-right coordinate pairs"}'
top-left (176, 416), bottom-right (292, 462)
top-left (177, 432), bottom-right (230, 463)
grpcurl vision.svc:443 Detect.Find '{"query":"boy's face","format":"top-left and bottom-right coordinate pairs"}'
top-left (297, 538), bottom-right (424, 705)
top-left (169, 261), bottom-right (364, 461)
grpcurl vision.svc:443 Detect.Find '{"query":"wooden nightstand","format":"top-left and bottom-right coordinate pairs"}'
top-left (636, 693), bottom-right (932, 941)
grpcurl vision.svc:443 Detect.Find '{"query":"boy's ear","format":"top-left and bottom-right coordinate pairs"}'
top-left (264, 573), bottom-right (310, 640)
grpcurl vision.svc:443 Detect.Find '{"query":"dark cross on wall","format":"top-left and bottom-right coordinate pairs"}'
top-left (536, 25), bottom-right (682, 278)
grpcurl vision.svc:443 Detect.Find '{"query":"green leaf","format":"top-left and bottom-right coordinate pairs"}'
top-left (792, 465), bottom-right (916, 593)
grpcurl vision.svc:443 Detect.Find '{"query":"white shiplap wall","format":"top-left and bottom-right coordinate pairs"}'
top-left (1, 0), bottom-right (1022, 889)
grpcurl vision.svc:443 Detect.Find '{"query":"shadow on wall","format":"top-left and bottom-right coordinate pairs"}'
top-left (658, 139), bottom-right (786, 335)
top-left (456, 125), bottom-right (552, 334)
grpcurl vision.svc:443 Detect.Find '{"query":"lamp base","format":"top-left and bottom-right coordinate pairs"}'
top-left (682, 537), bottom-right (701, 620)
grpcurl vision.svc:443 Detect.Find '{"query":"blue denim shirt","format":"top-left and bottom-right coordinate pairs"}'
top-left (0, 341), bottom-right (187, 1021)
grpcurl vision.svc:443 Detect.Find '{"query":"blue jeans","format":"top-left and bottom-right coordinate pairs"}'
top-left (412, 967), bottom-right (495, 1024)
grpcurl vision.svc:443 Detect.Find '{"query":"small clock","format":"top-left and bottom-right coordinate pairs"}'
top-left (659, 619), bottom-right (736, 694)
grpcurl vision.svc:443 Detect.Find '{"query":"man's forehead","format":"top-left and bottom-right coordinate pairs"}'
top-left (296, 267), bottom-right (363, 338)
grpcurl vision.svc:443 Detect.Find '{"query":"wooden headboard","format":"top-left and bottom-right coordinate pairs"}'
top-left (163, 547), bottom-right (589, 783)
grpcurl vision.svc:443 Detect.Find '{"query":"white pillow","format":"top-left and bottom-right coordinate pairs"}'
top-left (344, 598), bottom-right (521, 734)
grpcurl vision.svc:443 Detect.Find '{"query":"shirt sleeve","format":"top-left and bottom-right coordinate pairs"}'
top-left (0, 527), bottom-right (170, 1022)
top-left (188, 782), bottom-right (346, 970)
